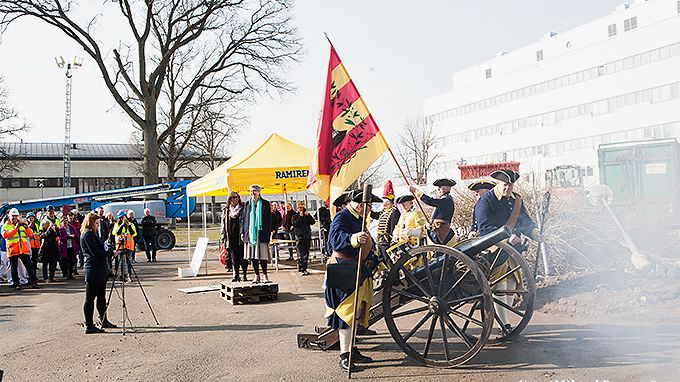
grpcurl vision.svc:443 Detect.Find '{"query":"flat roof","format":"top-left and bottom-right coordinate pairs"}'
top-left (0, 142), bottom-right (219, 161)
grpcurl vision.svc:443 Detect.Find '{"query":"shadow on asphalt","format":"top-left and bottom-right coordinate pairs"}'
top-left (118, 323), bottom-right (303, 334)
top-left (357, 323), bottom-right (680, 375)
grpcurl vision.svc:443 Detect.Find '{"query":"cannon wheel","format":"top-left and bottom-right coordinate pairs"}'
top-left (382, 245), bottom-right (494, 368)
top-left (484, 242), bottom-right (536, 343)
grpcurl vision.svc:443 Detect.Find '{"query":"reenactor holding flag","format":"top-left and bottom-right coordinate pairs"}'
top-left (324, 189), bottom-right (381, 372)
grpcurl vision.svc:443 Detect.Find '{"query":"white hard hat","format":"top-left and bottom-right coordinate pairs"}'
top-left (9, 208), bottom-right (20, 216)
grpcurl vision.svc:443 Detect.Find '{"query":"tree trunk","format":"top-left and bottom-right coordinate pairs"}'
top-left (143, 100), bottom-right (160, 184)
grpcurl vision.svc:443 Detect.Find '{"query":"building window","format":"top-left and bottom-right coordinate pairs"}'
top-left (624, 17), bottom-right (637, 31)
top-left (608, 24), bottom-right (617, 37)
top-left (485, 68), bottom-right (492, 79)
top-left (536, 50), bottom-right (543, 61)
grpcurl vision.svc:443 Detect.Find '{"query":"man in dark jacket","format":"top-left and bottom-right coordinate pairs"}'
top-left (473, 169), bottom-right (539, 334)
top-left (140, 208), bottom-right (158, 262)
top-left (283, 202), bottom-right (298, 261)
top-left (291, 202), bottom-right (315, 275)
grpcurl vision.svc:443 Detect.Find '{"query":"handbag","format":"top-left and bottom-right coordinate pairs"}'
top-left (219, 246), bottom-right (227, 266)
top-left (326, 261), bottom-right (358, 293)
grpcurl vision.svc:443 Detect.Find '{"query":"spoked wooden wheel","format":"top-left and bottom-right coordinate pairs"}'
top-left (484, 242), bottom-right (536, 343)
top-left (382, 245), bottom-right (494, 368)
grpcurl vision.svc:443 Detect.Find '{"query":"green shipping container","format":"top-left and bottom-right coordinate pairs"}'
top-left (598, 139), bottom-right (680, 215)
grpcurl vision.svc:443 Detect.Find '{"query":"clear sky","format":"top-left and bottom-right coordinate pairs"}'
top-left (0, 0), bottom-right (624, 154)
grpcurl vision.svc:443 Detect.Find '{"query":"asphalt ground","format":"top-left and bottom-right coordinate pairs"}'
top-left (1, 248), bottom-right (678, 382)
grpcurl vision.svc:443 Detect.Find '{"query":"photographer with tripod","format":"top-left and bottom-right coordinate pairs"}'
top-left (80, 212), bottom-right (117, 334)
top-left (112, 210), bottom-right (137, 282)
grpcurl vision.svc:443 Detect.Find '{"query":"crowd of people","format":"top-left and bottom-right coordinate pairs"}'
top-left (0, 205), bottom-right (159, 290)
top-left (219, 185), bottom-right (330, 283)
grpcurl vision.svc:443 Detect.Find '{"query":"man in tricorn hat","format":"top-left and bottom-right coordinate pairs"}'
top-left (467, 180), bottom-right (496, 237)
top-left (409, 178), bottom-right (456, 245)
top-left (371, 181), bottom-right (400, 261)
top-left (332, 191), bottom-right (352, 212)
top-left (324, 189), bottom-right (381, 372)
top-left (392, 195), bottom-right (427, 245)
top-left (473, 169), bottom-right (540, 333)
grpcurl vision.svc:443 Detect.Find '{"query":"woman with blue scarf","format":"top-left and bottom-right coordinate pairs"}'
top-left (240, 184), bottom-right (273, 283)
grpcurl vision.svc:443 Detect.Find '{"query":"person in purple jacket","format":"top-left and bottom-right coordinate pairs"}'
top-left (58, 213), bottom-right (81, 280)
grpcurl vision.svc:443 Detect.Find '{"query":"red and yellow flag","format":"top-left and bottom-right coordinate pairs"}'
top-left (307, 41), bottom-right (388, 204)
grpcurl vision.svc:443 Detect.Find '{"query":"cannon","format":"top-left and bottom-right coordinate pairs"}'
top-left (297, 225), bottom-right (537, 368)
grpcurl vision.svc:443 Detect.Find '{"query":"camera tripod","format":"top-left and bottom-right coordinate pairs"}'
top-left (105, 249), bottom-right (159, 335)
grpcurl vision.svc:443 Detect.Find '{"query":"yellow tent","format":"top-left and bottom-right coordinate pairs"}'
top-left (187, 133), bottom-right (312, 197)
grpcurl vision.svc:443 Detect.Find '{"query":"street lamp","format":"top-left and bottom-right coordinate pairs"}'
top-left (35, 178), bottom-right (45, 198)
top-left (55, 56), bottom-right (82, 195)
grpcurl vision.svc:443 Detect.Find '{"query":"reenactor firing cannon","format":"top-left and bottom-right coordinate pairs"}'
top-left (298, 224), bottom-right (537, 368)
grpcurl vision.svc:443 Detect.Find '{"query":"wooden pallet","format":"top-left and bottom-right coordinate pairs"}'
top-left (220, 282), bottom-right (279, 305)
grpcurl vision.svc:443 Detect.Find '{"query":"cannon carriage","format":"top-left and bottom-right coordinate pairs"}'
top-left (297, 225), bottom-right (537, 368)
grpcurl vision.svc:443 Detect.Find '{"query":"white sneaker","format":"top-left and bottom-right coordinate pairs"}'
top-left (263, 274), bottom-right (271, 283)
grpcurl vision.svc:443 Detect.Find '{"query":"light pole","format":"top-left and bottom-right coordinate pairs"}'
top-left (55, 56), bottom-right (82, 195)
top-left (35, 178), bottom-right (45, 198)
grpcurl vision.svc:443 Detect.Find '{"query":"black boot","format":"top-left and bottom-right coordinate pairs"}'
top-left (352, 347), bottom-right (373, 363)
top-left (339, 352), bottom-right (360, 372)
top-left (85, 325), bottom-right (105, 334)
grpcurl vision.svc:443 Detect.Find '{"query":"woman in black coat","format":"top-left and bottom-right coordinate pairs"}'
top-left (221, 191), bottom-right (247, 282)
top-left (80, 212), bottom-right (117, 334)
top-left (290, 202), bottom-right (315, 275)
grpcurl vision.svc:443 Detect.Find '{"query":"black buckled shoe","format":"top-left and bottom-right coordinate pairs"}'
top-left (352, 347), bottom-right (373, 363)
top-left (339, 352), bottom-right (360, 372)
top-left (357, 327), bottom-right (377, 336)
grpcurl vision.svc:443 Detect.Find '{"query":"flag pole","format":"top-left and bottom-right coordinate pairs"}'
top-left (381, 137), bottom-right (430, 226)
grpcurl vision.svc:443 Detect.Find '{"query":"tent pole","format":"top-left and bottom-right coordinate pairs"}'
top-left (187, 193), bottom-right (191, 261)
top-left (203, 194), bottom-right (208, 275)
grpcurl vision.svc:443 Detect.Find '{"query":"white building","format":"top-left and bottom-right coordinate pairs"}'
top-left (425, 0), bottom-right (680, 186)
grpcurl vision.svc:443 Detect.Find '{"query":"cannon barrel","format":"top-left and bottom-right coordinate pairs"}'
top-left (455, 225), bottom-right (512, 256)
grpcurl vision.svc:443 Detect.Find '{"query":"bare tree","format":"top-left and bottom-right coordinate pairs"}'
top-left (0, 0), bottom-right (301, 184)
top-left (356, 153), bottom-right (388, 188)
top-left (0, 75), bottom-right (27, 177)
top-left (397, 117), bottom-right (443, 185)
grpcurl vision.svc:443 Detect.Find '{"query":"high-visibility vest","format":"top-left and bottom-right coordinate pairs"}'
top-left (2, 222), bottom-right (33, 257)
top-left (42, 216), bottom-right (60, 230)
top-left (29, 222), bottom-right (41, 249)
top-left (113, 222), bottom-right (137, 251)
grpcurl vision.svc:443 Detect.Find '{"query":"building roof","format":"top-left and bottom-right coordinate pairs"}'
top-left (0, 142), bottom-right (225, 161)
top-left (0, 142), bottom-right (142, 160)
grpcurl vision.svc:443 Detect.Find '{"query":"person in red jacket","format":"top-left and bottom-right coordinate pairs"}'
top-left (2, 208), bottom-right (39, 290)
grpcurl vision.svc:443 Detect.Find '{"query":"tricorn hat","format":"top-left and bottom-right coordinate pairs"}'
top-left (332, 191), bottom-right (352, 207)
top-left (349, 189), bottom-right (383, 203)
top-left (490, 169), bottom-right (520, 184)
top-left (467, 180), bottom-right (496, 191)
top-left (433, 178), bottom-right (456, 187)
top-left (395, 195), bottom-right (415, 204)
